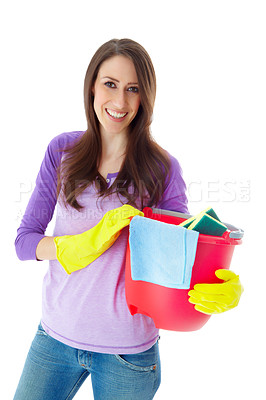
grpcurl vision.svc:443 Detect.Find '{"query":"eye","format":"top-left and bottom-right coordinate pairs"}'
top-left (104, 81), bottom-right (116, 88)
top-left (127, 86), bottom-right (139, 93)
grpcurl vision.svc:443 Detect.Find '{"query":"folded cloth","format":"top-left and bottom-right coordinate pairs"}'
top-left (129, 216), bottom-right (199, 289)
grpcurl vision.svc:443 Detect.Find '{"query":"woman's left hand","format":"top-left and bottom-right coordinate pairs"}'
top-left (188, 269), bottom-right (244, 315)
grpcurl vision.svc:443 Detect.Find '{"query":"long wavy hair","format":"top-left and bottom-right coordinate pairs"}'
top-left (57, 38), bottom-right (171, 210)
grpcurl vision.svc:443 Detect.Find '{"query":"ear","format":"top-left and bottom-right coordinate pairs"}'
top-left (91, 84), bottom-right (95, 96)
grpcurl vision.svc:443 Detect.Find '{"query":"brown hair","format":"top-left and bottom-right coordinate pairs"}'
top-left (58, 38), bottom-right (171, 210)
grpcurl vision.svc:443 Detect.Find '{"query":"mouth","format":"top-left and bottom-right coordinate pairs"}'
top-left (105, 108), bottom-right (128, 121)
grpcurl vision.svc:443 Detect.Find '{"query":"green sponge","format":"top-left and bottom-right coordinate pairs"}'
top-left (203, 207), bottom-right (221, 221)
top-left (187, 213), bottom-right (227, 236)
top-left (179, 207), bottom-right (221, 228)
top-left (179, 207), bottom-right (227, 236)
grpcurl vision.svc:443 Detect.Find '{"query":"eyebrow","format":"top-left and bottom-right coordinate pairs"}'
top-left (101, 76), bottom-right (138, 85)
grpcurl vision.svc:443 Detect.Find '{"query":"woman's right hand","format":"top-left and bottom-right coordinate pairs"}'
top-left (36, 236), bottom-right (57, 261)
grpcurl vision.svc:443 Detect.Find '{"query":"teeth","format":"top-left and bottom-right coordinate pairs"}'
top-left (106, 109), bottom-right (127, 119)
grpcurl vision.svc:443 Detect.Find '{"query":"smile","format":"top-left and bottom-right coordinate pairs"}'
top-left (106, 108), bottom-right (128, 120)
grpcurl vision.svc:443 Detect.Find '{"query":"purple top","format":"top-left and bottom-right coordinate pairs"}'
top-left (15, 131), bottom-right (188, 354)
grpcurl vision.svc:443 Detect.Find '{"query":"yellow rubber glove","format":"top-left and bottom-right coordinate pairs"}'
top-left (54, 204), bottom-right (144, 274)
top-left (188, 269), bottom-right (244, 315)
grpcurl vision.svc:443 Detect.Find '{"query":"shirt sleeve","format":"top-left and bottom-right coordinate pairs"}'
top-left (14, 135), bottom-right (64, 261)
top-left (157, 154), bottom-right (189, 214)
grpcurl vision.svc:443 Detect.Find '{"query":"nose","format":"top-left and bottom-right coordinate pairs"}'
top-left (112, 89), bottom-right (127, 109)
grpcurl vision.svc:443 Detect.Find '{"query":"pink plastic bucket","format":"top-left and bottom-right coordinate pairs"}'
top-left (125, 207), bottom-right (243, 331)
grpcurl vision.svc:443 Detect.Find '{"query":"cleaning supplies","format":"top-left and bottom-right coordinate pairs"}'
top-left (179, 207), bottom-right (227, 237)
top-left (179, 207), bottom-right (221, 228)
top-left (125, 207), bottom-right (244, 331)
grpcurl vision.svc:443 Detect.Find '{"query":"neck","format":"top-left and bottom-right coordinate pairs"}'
top-left (100, 130), bottom-right (128, 162)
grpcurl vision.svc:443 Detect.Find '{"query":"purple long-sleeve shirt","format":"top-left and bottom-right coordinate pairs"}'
top-left (15, 131), bottom-right (188, 354)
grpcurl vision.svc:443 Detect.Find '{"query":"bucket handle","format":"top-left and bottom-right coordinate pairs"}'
top-left (149, 208), bottom-right (244, 239)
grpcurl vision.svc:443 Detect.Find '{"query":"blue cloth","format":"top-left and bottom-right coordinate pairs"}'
top-left (129, 216), bottom-right (199, 289)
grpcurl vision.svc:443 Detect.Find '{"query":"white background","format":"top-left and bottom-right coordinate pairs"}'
top-left (1, 1), bottom-right (265, 399)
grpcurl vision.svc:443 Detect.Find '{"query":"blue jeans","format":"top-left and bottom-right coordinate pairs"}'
top-left (13, 323), bottom-right (161, 399)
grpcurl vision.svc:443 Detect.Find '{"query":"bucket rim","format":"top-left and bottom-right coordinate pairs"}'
top-left (143, 207), bottom-right (244, 245)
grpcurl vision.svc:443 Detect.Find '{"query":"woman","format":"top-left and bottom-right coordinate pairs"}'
top-left (14, 39), bottom-right (242, 400)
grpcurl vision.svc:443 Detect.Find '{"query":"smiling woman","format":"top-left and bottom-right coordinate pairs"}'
top-left (14, 38), bottom-right (189, 400)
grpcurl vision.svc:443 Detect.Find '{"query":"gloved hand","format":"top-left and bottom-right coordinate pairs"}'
top-left (54, 204), bottom-right (144, 274)
top-left (188, 269), bottom-right (244, 315)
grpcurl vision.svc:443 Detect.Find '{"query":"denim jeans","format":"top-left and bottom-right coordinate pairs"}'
top-left (13, 323), bottom-right (161, 400)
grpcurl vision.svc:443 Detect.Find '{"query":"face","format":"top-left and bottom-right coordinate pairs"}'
top-left (92, 55), bottom-right (141, 138)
